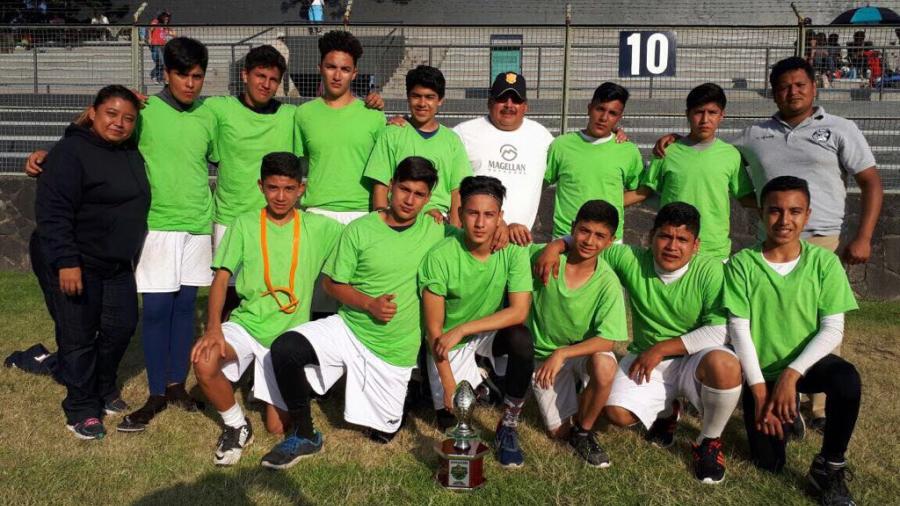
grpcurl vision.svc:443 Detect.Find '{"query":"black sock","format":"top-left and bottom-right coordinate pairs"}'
top-left (289, 408), bottom-right (316, 440)
top-left (271, 331), bottom-right (320, 440)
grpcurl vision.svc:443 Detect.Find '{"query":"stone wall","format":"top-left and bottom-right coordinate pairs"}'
top-left (3, 175), bottom-right (898, 299)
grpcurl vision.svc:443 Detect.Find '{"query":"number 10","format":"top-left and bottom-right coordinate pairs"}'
top-left (626, 32), bottom-right (669, 75)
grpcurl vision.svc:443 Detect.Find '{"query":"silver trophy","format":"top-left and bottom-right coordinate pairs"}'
top-left (447, 380), bottom-right (479, 451)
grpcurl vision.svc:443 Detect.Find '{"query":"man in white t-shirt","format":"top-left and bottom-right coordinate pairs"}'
top-left (453, 73), bottom-right (554, 230)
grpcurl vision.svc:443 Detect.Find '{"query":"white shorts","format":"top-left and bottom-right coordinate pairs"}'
top-left (213, 223), bottom-right (237, 286)
top-left (220, 321), bottom-right (286, 410)
top-left (605, 346), bottom-right (736, 429)
top-left (532, 351), bottom-right (616, 431)
top-left (426, 331), bottom-right (508, 410)
top-left (304, 209), bottom-right (364, 313)
top-left (289, 315), bottom-right (413, 434)
top-left (305, 208), bottom-right (366, 226)
top-left (135, 230), bottom-right (213, 292)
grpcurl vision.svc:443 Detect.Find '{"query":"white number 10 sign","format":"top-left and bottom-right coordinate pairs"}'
top-left (618, 31), bottom-right (677, 77)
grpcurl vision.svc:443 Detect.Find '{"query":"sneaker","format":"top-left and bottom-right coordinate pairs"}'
top-left (567, 429), bottom-right (610, 468)
top-left (691, 437), bottom-right (726, 484)
top-left (810, 417), bottom-right (827, 434)
top-left (494, 422), bottom-right (524, 468)
top-left (165, 383), bottom-right (202, 412)
top-left (260, 430), bottom-right (324, 470)
top-left (435, 408), bottom-right (457, 432)
top-left (67, 417), bottom-right (106, 440)
top-left (103, 398), bottom-right (130, 416)
top-left (214, 418), bottom-right (254, 466)
top-left (808, 455), bottom-right (856, 506)
top-left (787, 410), bottom-right (807, 441)
top-left (366, 428), bottom-right (397, 445)
top-left (117, 395), bottom-right (167, 433)
top-left (645, 400), bottom-right (680, 448)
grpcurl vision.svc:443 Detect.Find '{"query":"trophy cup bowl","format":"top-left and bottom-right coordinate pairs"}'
top-left (434, 380), bottom-right (490, 491)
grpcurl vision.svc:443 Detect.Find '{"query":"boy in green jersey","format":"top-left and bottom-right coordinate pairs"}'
top-left (630, 83), bottom-right (755, 259)
top-left (260, 157), bottom-right (452, 470)
top-left (419, 176), bottom-right (534, 469)
top-left (537, 82), bottom-right (644, 240)
top-left (293, 30), bottom-right (386, 225)
top-left (364, 65), bottom-right (471, 226)
top-left (527, 200), bottom-right (628, 468)
top-left (533, 202), bottom-right (743, 483)
top-left (191, 153), bottom-right (342, 466)
top-left (724, 176), bottom-right (860, 506)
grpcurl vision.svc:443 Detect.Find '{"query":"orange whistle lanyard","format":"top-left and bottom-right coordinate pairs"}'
top-left (260, 208), bottom-right (301, 314)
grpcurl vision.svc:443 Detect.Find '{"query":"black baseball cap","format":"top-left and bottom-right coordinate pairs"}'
top-left (490, 72), bottom-right (527, 101)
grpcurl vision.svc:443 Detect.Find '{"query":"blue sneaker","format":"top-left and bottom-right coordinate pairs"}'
top-left (260, 430), bottom-right (323, 470)
top-left (494, 422), bottom-right (524, 468)
top-left (67, 417), bottom-right (106, 440)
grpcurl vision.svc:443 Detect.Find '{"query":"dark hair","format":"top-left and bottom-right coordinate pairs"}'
top-left (92, 84), bottom-right (141, 111)
top-left (164, 37), bottom-right (208, 73)
top-left (769, 57), bottom-right (815, 90)
top-left (760, 175), bottom-right (810, 206)
top-left (260, 152), bottom-right (304, 182)
top-left (244, 45), bottom-right (286, 77)
top-left (318, 30), bottom-right (363, 64)
top-left (459, 175), bottom-right (506, 205)
top-left (686, 82), bottom-right (727, 110)
top-left (591, 82), bottom-right (630, 106)
top-left (573, 200), bottom-right (618, 234)
top-left (406, 65), bottom-right (445, 99)
top-left (394, 156), bottom-right (438, 190)
top-left (652, 202), bottom-right (701, 238)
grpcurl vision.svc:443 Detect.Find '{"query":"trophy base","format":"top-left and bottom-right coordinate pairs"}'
top-left (434, 438), bottom-right (490, 491)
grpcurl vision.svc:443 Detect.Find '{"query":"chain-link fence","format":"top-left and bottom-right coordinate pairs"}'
top-left (2, 22), bottom-right (899, 189)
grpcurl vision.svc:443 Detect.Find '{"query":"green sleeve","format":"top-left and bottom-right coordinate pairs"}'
top-left (543, 141), bottom-right (560, 185)
top-left (818, 254), bottom-right (859, 317)
top-left (205, 98), bottom-right (224, 164)
top-left (623, 145), bottom-right (644, 191)
top-left (527, 243), bottom-right (546, 261)
top-left (362, 129), bottom-right (395, 186)
top-left (211, 216), bottom-right (243, 273)
top-left (507, 246), bottom-right (534, 293)
top-left (730, 164), bottom-right (755, 199)
top-left (722, 256), bottom-right (751, 319)
top-left (591, 275), bottom-right (628, 342)
top-left (449, 135), bottom-right (473, 191)
top-left (317, 216), bottom-right (345, 262)
top-left (700, 260), bottom-right (728, 325)
top-left (642, 156), bottom-right (664, 192)
top-left (418, 249), bottom-right (449, 297)
top-left (322, 226), bottom-right (360, 283)
top-left (599, 244), bottom-right (632, 276)
top-left (292, 107), bottom-right (306, 158)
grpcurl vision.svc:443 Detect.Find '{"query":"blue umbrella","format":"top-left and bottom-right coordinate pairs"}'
top-left (831, 6), bottom-right (900, 24)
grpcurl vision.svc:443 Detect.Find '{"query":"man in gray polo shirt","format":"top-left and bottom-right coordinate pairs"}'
top-left (655, 56), bottom-right (882, 431)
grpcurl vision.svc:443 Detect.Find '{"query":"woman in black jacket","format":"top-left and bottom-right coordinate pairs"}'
top-left (34, 85), bottom-right (149, 440)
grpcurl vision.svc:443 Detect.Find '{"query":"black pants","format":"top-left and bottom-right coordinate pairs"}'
top-left (488, 324), bottom-right (535, 400)
top-left (742, 354), bottom-right (861, 472)
top-left (29, 232), bottom-right (57, 331)
top-left (47, 261), bottom-right (138, 424)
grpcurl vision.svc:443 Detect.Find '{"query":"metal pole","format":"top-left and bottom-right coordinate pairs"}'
top-left (131, 3), bottom-right (147, 92)
top-left (560, 3), bottom-right (572, 134)
top-left (32, 46), bottom-right (38, 94)
top-left (764, 47), bottom-right (770, 97)
top-left (428, 46), bottom-right (432, 67)
top-left (791, 3), bottom-right (805, 58)
top-left (536, 46), bottom-right (542, 99)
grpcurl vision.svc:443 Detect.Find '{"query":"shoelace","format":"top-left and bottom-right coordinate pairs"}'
top-left (497, 426), bottom-right (521, 451)
top-left (823, 466), bottom-right (854, 497)
top-left (696, 439), bottom-right (725, 467)
top-left (220, 426), bottom-right (245, 449)
top-left (82, 417), bottom-right (102, 427)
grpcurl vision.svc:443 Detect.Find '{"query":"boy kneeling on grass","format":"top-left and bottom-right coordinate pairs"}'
top-left (191, 152), bottom-right (343, 466)
top-left (526, 200), bottom-right (628, 468)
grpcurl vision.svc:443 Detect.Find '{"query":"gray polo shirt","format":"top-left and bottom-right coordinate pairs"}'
top-left (735, 106), bottom-right (876, 236)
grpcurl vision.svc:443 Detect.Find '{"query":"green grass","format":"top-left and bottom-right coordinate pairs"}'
top-left (0, 271), bottom-right (897, 505)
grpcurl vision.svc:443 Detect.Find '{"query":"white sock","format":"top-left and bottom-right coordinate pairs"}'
top-left (218, 403), bottom-right (245, 429)
top-left (697, 384), bottom-right (741, 443)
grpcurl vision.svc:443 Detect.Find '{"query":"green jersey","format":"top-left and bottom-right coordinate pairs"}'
top-left (527, 245), bottom-right (628, 359)
top-left (293, 98), bottom-right (385, 212)
top-left (138, 96), bottom-right (216, 234)
top-left (601, 244), bottom-right (726, 354)
top-left (213, 210), bottom-right (343, 347)
top-left (323, 212), bottom-right (451, 367)
top-left (206, 96), bottom-right (296, 226)
top-left (723, 241), bottom-right (858, 380)
top-left (544, 132), bottom-right (643, 239)
top-left (642, 139), bottom-right (753, 258)
top-left (363, 123), bottom-right (472, 213)
top-left (418, 232), bottom-right (532, 349)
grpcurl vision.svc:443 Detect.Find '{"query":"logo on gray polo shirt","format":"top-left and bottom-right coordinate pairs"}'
top-left (812, 128), bottom-right (831, 144)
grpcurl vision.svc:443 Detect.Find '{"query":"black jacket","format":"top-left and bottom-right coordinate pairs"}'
top-left (35, 123), bottom-right (150, 271)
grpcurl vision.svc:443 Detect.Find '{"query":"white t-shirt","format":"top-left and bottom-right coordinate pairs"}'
top-left (453, 116), bottom-right (554, 229)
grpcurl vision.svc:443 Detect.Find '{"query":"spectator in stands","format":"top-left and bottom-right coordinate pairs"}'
top-left (847, 31), bottom-right (866, 79)
top-left (889, 29), bottom-right (900, 75)
top-left (33, 85), bottom-right (149, 440)
top-left (307, 0), bottom-right (324, 34)
top-left (808, 32), bottom-right (834, 84)
top-left (149, 10), bottom-right (174, 83)
top-left (863, 41), bottom-right (883, 86)
top-left (90, 9), bottom-right (112, 41)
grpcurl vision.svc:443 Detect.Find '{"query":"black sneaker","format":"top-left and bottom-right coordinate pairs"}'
top-left (691, 437), bottom-right (726, 484)
top-left (260, 430), bottom-right (324, 470)
top-left (117, 395), bottom-right (167, 433)
top-left (366, 427), bottom-right (397, 445)
top-left (810, 417), bottom-right (827, 434)
top-left (103, 398), bottom-right (130, 416)
top-left (787, 410), bottom-right (807, 441)
top-left (567, 429), bottom-right (610, 468)
top-left (214, 418), bottom-right (254, 466)
top-left (808, 455), bottom-right (856, 506)
top-left (165, 383), bottom-right (203, 412)
top-left (645, 400), bottom-right (680, 448)
top-left (67, 417), bottom-right (106, 440)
